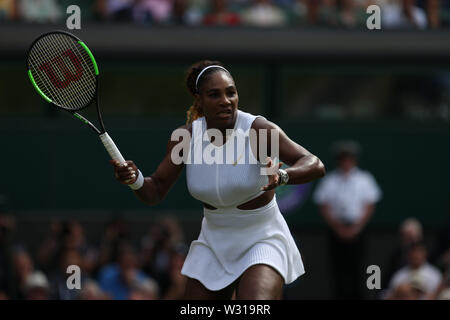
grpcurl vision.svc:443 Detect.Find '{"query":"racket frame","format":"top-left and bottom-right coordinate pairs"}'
top-left (26, 30), bottom-right (106, 135)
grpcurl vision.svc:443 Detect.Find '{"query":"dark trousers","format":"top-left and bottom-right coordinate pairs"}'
top-left (328, 229), bottom-right (366, 300)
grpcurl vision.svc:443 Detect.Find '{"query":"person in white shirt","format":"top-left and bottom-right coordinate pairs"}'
top-left (385, 241), bottom-right (442, 300)
top-left (313, 140), bottom-right (382, 299)
top-left (382, 0), bottom-right (428, 29)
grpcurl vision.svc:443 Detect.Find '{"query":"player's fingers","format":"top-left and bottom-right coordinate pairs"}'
top-left (124, 161), bottom-right (139, 171)
top-left (115, 165), bottom-right (137, 181)
top-left (270, 174), bottom-right (279, 187)
top-left (112, 160), bottom-right (138, 185)
top-left (261, 178), bottom-right (279, 191)
top-left (115, 161), bottom-right (138, 173)
top-left (124, 177), bottom-right (136, 184)
top-left (117, 175), bottom-right (137, 185)
top-left (124, 170), bottom-right (137, 184)
top-left (111, 160), bottom-right (132, 173)
top-left (261, 170), bottom-right (281, 191)
top-left (116, 166), bottom-right (136, 174)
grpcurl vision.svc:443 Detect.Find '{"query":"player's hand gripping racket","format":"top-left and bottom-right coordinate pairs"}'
top-left (26, 31), bottom-right (136, 188)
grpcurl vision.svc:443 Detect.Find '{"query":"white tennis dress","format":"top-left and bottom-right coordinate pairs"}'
top-left (181, 110), bottom-right (305, 291)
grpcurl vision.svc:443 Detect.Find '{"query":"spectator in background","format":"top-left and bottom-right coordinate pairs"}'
top-left (23, 271), bottom-right (50, 300)
top-left (386, 281), bottom-right (424, 300)
top-left (275, 0), bottom-right (296, 7)
top-left (98, 242), bottom-right (155, 300)
top-left (384, 241), bottom-right (442, 300)
top-left (293, 0), bottom-right (339, 26)
top-left (36, 220), bottom-right (63, 274)
top-left (78, 279), bottom-right (111, 300)
top-left (58, 0), bottom-right (98, 22)
top-left (241, 0), bottom-right (288, 26)
top-left (161, 249), bottom-right (187, 299)
top-left (36, 220), bottom-right (89, 275)
top-left (303, 0), bottom-right (322, 25)
top-left (133, 0), bottom-right (174, 24)
top-left (96, 216), bottom-right (131, 275)
top-left (203, 0), bottom-right (241, 25)
top-left (337, 0), bottom-right (357, 27)
top-left (48, 248), bottom-right (86, 300)
top-left (426, 268), bottom-right (450, 300)
top-left (0, 0), bottom-right (18, 21)
top-left (13, 248), bottom-right (35, 300)
top-left (313, 140), bottom-right (382, 299)
top-left (382, 0), bottom-right (428, 29)
top-left (129, 278), bottom-right (160, 299)
top-left (417, 0), bottom-right (440, 28)
top-left (96, 0), bottom-right (134, 21)
top-left (181, 0), bottom-right (209, 25)
top-left (383, 217), bottom-right (424, 289)
top-left (430, 202), bottom-right (450, 274)
top-left (17, 0), bottom-right (62, 23)
top-left (170, 0), bottom-right (189, 24)
top-left (140, 216), bottom-right (187, 298)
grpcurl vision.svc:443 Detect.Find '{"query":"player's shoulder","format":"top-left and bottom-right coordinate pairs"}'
top-left (251, 114), bottom-right (280, 131)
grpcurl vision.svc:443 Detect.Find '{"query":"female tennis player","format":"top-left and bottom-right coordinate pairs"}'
top-left (111, 60), bottom-right (325, 299)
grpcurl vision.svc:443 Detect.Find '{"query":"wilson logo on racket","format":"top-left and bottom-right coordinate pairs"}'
top-left (39, 49), bottom-right (83, 89)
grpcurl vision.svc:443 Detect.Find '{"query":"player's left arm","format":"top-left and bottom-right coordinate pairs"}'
top-left (350, 203), bottom-right (376, 237)
top-left (252, 117), bottom-right (325, 188)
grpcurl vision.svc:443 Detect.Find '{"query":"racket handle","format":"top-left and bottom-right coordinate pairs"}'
top-left (99, 132), bottom-right (126, 163)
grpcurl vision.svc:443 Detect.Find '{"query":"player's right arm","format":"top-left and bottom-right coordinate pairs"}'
top-left (111, 124), bottom-right (191, 205)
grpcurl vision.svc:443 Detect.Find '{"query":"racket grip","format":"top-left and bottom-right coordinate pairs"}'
top-left (99, 132), bottom-right (126, 163)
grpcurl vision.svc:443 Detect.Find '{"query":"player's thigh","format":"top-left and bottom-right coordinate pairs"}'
top-left (235, 264), bottom-right (284, 300)
top-left (184, 277), bottom-right (235, 300)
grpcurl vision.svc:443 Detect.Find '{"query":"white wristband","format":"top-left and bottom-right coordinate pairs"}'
top-left (129, 170), bottom-right (144, 190)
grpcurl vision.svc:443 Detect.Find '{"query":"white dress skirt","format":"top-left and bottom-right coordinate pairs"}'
top-left (181, 195), bottom-right (305, 291)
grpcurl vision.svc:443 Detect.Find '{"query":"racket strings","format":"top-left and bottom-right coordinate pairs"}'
top-left (47, 34), bottom-right (96, 105)
top-left (31, 40), bottom-right (62, 104)
top-left (28, 33), bottom-right (97, 110)
top-left (47, 34), bottom-right (96, 108)
top-left (32, 38), bottom-right (80, 108)
top-left (31, 37), bottom-right (72, 105)
top-left (50, 33), bottom-right (96, 105)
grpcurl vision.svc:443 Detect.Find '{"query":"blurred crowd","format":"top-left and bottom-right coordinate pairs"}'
top-left (0, 0), bottom-right (450, 29)
top-left (0, 195), bottom-right (189, 300)
top-left (381, 216), bottom-right (450, 300)
top-left (1, 193), bottom-right (450, 300)
top-left (312, 140), bottom-right (450, 300)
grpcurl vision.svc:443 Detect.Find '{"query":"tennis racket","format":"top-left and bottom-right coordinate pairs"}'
top-left (26, 31), bottom-right (132, 186)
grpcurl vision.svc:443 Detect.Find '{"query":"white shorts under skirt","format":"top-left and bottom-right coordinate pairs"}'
top-left (181, 196), bottom-right (305, 291)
